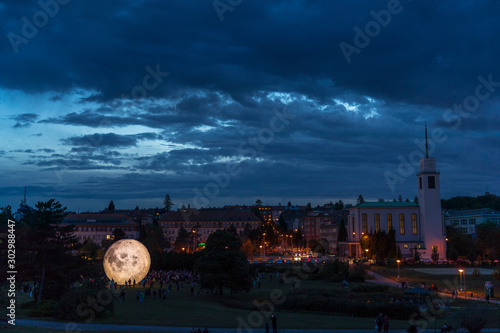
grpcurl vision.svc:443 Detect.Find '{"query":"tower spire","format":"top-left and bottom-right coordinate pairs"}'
top-left (425, 122), bottom-right (429, 158)
top-left (23, 186), bottom-right (26, 205)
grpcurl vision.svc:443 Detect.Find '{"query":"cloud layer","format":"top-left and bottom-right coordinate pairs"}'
top-left (0, 0), bottom-right (498, 210)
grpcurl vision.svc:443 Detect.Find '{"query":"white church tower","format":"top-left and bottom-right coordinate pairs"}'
top-left (417, 125), bottom-right (446, 259)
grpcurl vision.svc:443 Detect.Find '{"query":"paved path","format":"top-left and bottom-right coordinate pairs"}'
top-left (12, 320), bottom-right (500, 332)
top-left (365, 270), bottom-right (500, 304)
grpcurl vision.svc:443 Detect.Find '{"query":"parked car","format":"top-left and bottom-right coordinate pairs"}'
top-left (285, 259), bottom-right (292, 264)
top-left (266, 259), bottom-right (275, 264)
top-left (252, 260), bottom-right (259, 264)
top-left (275, 259), bottom-right (283, 264)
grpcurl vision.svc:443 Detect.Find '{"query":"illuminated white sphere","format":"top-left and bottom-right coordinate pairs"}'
top-left (103, 239), bottom-right (151, 285)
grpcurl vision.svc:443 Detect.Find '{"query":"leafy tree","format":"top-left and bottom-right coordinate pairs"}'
top-left (413, 196), bottom-right (418, 203)
top-left (446, 226), bottom-right (474, 258)
top-left (356, 194), bottom-right (365, 206)
top-left (287, 201), bottom-right (292, 207)
top-left (387, 227), bottom-right (397, 259)
top-left (413, 247), bottom-right (421, 262)
top-left (195, 231), bottom-right (252, 296)
top-left (174, 227), bottom-right (190, 251)
top-left (475, 221), bottom-right (500, 259)
top-left (107, 200), bottom-right (115, 211)
top-left (226, 223), bottom-right (238, 237)
top-left (306, 202), bottom-right (312, 211)
top-left (0, 205), bottom-right (14, 227)
top-left (241, 240), bottom-right (255, 260)
top-left (278, 214), bottom-right (287, 233)
top-left (431, 246), bottom-right (439, 262)
top-left (398, 195), bottom-right (403, 202)
top-left (255, 199), bottom-right (263, 206)
top-left (293, 228), bottom-right (303, 248)
top-left (113, 227), bottom-right (126, 241)
top-left (141, 224), bottom-right (167, 253)
top-left (472, 268), bottom-right (481, 291)
top-left (333, 200), bottom-right (344, 210)
top-left (396, 245), bottom-right (402, 260)
top-left (20, 199), bottom-right (79, 303)
top-left (452, 304), bottom-right (496, 333)
top-left (79, 239), bottom-right (102, 261)
top-left (163, 194), bottom-right (173, 212)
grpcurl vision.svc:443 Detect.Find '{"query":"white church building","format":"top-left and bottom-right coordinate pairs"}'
top-left (345, 127), bottom-right (446, 259)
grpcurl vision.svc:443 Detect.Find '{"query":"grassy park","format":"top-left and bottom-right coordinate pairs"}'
top-left (8, 264), bottom-right (499, 331)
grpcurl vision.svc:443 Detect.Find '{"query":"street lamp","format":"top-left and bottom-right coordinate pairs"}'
top-left (458, 269), bottom-right (464, 295)
top-left (263, 232), bottom-right (266, 259)
top-left (260, 245), bottom-right (263, 257)
top-left (396, 260), bottom-right (401, 280)
top-left (192, 229), bottom-right (196, 253)
top-left (365, 248), bottom-right (369, 258)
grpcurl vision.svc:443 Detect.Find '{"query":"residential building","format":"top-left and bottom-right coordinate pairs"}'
top-left (159, 208), bottom-right (261, 244)
top-left (445, 208), bottom-right (500, 234)
top-left (62, 212), bottom-right (140, 245)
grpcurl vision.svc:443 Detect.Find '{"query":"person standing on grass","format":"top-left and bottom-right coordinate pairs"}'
top-left (376, 313), bottom-right (383, 332)
top-left (271, 314), bottom-right (277, 333)
top-left (383, 314), bottom-right (390, 333)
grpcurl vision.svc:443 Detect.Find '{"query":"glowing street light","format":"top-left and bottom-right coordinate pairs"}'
top-left (263, 232), bottom-right (266, 258)
top-left (458, 269), bottom-right (464, 295)
top-left (396, 259), bottom-right (401, 280)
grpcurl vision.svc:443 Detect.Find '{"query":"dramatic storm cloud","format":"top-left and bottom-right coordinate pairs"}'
top-left (0, 0), bottom-right (498, 211)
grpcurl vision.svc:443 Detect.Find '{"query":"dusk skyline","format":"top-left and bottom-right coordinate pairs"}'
top-left (1, 0), bottom-right (499, 211)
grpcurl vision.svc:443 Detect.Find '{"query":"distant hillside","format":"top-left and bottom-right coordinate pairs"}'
top-left (441, 193), bottom-right (500, 211)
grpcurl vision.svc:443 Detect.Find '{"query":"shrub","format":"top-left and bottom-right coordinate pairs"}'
top-left (54, 287), bottom-right (114, 322)
top-left (279, 289), bottom-right (417, 320)
top-left (352, 284), bottom-right (389, 293)
top-left (28, 300), bottom-right (57, 317)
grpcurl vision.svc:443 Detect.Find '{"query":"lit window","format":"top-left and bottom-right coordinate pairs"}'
top-left (399, 214), bottom-right (405, 235)
top-left (374, 214), bottom-right (380, 232)
top-left (362, 214), bottom-right (367, 234)
top-left (412, 214), bottom-right (418, 235)
top-left (387, 213), bottom-right (392, 230)
top-left (404, 244), bottom-right (409, 249)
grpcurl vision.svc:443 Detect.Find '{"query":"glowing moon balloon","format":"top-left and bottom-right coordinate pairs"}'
top-left (103, 239), bottom-right (151, 285)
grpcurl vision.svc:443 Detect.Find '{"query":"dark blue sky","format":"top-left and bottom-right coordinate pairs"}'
top-left (1, 0), bottom-right (499, 211)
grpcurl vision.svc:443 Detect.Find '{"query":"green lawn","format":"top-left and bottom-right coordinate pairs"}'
top-left (11, 277), bottom-right (466, 330)
top-left (10, 266), bottom-right (500, 330)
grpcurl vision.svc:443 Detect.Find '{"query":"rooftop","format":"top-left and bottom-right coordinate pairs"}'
top-left (160, 209), bottom-right (261, 222)
top-left (446, 208), bottom-right (500, 217)
top-left (355, 202), bottom-right (419, 208)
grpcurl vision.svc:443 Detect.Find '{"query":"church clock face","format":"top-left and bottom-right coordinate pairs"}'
top-left (426, 161), bottom-right (433, 168)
